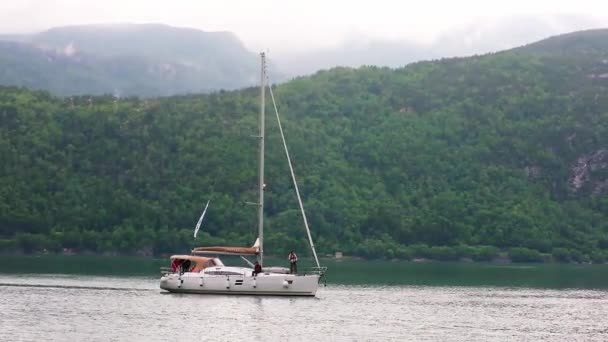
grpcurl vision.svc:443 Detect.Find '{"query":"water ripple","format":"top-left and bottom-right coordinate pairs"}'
top-left (1, 276), bottom-right (607, 341)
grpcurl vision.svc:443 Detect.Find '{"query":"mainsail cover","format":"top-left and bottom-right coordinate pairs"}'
top-left (192, 238), bottom-right (260, 256)
top-left (192, 246), bottom-right (258, 256)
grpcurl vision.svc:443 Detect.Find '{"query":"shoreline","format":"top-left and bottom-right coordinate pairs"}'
top-left (0, 251), bottom-right (603, 265)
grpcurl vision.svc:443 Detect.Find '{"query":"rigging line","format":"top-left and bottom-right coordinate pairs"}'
top-left (266, 77), bottom-right (321, 269)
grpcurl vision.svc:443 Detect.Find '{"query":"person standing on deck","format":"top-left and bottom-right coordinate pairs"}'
top-left (288, 251), bottom-right (298, 274)
top-left (253, 261), bottom-right (262, 277)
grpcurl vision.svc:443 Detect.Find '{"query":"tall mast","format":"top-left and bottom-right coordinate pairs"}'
top-left (258, 52), bottom-right (266, 264)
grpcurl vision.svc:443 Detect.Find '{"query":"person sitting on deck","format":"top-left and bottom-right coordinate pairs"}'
top-left (253, 261), bottom-right (262, 277)
top-left (180, 259), bottom-right (191, 274)
top-left (288, 251), bottom-right (298, 274)
top-left (171, 259), bottom-right (182, 273)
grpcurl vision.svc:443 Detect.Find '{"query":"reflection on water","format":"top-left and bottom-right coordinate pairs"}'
top-left (0, 274), bottom-right (607, 341)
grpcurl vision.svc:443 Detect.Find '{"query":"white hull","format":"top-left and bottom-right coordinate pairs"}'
top-left (160, 268), bottom-right (320, 296)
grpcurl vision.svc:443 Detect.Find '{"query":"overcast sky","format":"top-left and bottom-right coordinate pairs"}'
top-left (2, 0), bottom-right (608, 54)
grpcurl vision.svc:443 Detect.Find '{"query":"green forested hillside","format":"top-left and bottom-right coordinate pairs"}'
top-left (1, 30), bottom-right (607, 262)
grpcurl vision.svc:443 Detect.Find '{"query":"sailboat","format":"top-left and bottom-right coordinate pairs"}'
top-left (159, 53), bottom-right (326, 296)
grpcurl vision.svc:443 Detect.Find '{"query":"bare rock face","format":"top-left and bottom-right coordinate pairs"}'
top-left (594, 180), bottom-right (608, 195)
top-left (570, 149), bottom-right (608, 194)
top-left (524, 166), bottom-right (542, 179)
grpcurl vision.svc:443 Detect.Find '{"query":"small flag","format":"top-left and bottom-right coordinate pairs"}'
top-left (194, 200), bottom-right (210, 238)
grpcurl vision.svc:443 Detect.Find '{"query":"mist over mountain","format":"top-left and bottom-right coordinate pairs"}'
top-left (0, 23), bottom-right (260, 96)
top-left (274, 14), bottom-right (606, 76)
top-left (0, 16), bottom-right (605, 96)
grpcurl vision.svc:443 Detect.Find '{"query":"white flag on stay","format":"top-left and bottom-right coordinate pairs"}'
top-left (193, 200), bottom-right (210, 238)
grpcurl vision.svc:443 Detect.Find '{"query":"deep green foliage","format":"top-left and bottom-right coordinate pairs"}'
top-left (508, 247), bottom-right (544, 263)
top-left (551, 248), bottom-right (573, 262)
top-left (1, 30), bottom-right (608, 261)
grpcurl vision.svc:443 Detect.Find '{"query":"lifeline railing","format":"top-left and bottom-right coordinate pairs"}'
top-left (161, 266), bottom-right (327, 276)
top-left (302, 266), bottom-right (328, 276)
top-left (160, 267), bottom-right (177, 275)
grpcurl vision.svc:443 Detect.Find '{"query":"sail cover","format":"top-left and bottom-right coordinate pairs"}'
top-left (192, 246), bottom-right (259, 256)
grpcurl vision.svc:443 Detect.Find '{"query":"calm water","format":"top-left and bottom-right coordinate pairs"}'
top-left (1, 256), bottom-right (608, 341)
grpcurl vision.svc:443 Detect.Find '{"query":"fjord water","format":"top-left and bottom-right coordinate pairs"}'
top-left (1, 256), bottom-right (608, 341)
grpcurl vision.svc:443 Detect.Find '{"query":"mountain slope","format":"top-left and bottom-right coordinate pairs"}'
top-left (0, 24), bottom-right (259, 96)
top-left (275, 15), bottom-right (605, 76)
top-left (0, 29), bottom-right (607, 261)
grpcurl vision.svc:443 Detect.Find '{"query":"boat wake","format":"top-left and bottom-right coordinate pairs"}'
top-left (0, 282), bottom-right (152, 292)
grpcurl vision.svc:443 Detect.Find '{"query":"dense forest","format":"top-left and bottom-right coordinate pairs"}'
top-left (1, 29), bottom-right (607, 262)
